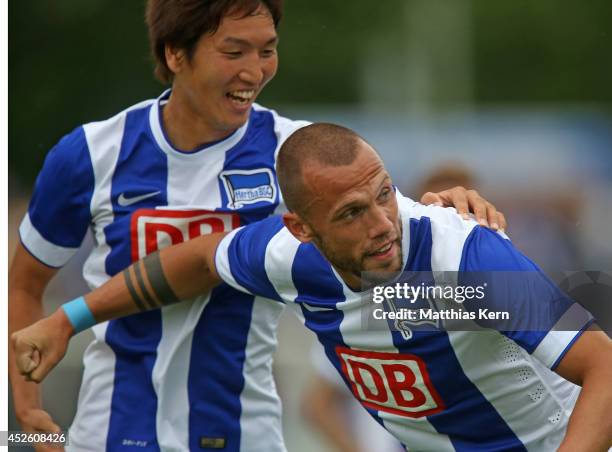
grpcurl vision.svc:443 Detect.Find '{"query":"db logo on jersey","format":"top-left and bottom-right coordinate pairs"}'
top-left (336, 347), bottom-right (444, 418)
top-left (130, 209), bottom-right (240, 260)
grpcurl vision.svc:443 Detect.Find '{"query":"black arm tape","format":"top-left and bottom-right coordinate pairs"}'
top-left (143, 252), bottom-right (181, 305)
top-left (123, 269), bottom-right (148, 312)
top-left (133, 261), bottom-right (161, 309)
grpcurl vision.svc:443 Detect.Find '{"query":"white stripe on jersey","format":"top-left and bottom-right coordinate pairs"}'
top-left (533, 303), bottom-right (593, 367)
top-left (264, 228), bottom-right (300, 303)
top-left (382, 415), bottom-right (455, 452)
top-left (215, 227), bottom-right (248, 293)
top-left (82, 104), bottom-right (140, 290)
top-left (67, 323), bottom-right (116, 452)
top-left (153, 297), bottom-right (212, 451)
top-left (337, 288), bottom-right (397, 351)
top-left (445, 331), bottom-right (573, 450)
top-left (165, 151), bottom-right (224, 207)
top-left (70, 103), bottom-right (141, 449)
top-left (238, 296), bottom-right (286, 452)
top-left (256, 104), bottom-right (310, 217)
top-left (19, 213), bottom-right (78, 267)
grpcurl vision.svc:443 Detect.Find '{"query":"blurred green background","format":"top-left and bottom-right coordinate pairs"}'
top-left (8, 2), bottom-right (612, 451)
top-left (10, 0), bottom-right (612, 186)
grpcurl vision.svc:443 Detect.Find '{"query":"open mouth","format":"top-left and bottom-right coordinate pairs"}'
top-left (368, 241), bottom-right (394, 257)
top-left (226, 89), bottom-right (255, 106)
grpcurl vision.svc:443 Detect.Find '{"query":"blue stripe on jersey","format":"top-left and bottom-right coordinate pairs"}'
top-left (104, 107), bottom-right (169, 276)
top-left (105, 106), bottom-right (169, 450)
top-left (105, 312), bottom-right (161, 451)
top-left (394, 217), bottom-right (526, 451)
top-left (28, 126), bottom-right (94, 248)
top-left (292, 243), bottom-right (349, 375)
top-left (187, 286), bottom-right (256, 451)
top-left (184, 111), bottom-right (282, 450)
top-left (292, 244), bottom-right (389, 428)
top-left (458, 226), bottom-right (574, 353)
top-left (217, 109), bottom-right (280, 224)
top-left (226, 217), bottom-right (284, 301)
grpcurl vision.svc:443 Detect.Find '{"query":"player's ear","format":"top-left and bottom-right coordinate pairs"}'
top-left (165, 44), bottom-right (186, 75)
top-left (283, 212), bottom-right (314, 243)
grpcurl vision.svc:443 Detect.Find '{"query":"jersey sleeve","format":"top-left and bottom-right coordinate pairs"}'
top-left (459, 226), bottom-right (594, 370)
top-left (214, 216), bottom-right (285, 303)
top-left (19, 126), bottom-right (95, 268)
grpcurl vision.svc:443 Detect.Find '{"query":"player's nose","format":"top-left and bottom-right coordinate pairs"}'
top-left (238, 57), bottom-right (265, 86)
top-left (367, 205), bottom-right (394, 240)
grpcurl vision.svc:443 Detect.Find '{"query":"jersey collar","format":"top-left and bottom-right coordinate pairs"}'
top-left (148, 89), bottom-right (250, 158)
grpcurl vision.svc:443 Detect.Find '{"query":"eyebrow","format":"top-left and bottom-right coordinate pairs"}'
top-left (331, 199), bottom-right (363, 221)
top-left (221, 36), bottom-right (279, 47)
top-left (331, 175), bottom-right (392, 221)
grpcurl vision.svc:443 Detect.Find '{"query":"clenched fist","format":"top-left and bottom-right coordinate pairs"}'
top-left (11, 310), bottom-right (74, 383)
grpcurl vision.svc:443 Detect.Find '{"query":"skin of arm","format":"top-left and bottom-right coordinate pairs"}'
top-left (301, 374), bottom-right (366, 452)
top-left (12, 232), bottom-right (227, 383)
top-left (555, 326), bottom-right (612, 452)
top-left (9, 244), bottom-right (64, 451)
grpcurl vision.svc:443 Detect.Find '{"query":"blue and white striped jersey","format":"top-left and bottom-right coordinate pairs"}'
top-left (20, 90), bottom-right (308, 452)
top-left (215, 193), bottom-right (594, 452)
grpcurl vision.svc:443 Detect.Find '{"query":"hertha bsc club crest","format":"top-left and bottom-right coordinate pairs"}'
top-left (220, 168), bottom-right (277, 209)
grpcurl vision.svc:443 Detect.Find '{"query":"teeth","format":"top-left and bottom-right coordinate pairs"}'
top-left (228, 90), bottom-right (255, 102)
top-left (375, 243), bottom-right (392, 254)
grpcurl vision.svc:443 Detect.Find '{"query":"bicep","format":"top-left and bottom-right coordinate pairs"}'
top-left (9, 243), bottom-right (60, 333)
top-left (9, 243), bottom-right (59, 299)
top-left (555, 325), bottom-right (612, 385)
top-left (157, 232), bottom-right (227, 300)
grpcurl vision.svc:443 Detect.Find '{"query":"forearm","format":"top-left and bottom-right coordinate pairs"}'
top-left (302, 377), bottom-right (365, 452)
top-left (11, 233), bottom-right (225, 384)
top-left (8, 289), bottom-right (45, 419)
top-left (559, 365), bottom-right (612, 451)
top-left (65, 233), bottom-right (224, 326)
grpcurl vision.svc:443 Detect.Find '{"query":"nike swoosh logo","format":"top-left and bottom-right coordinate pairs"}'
top-left (118, 191), bottom-right (161, 207)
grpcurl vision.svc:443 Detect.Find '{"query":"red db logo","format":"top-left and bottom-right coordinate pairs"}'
top-left (336, 346), bottom-right (444, 418)
top-left (130, 209), bottom-right (240, 261)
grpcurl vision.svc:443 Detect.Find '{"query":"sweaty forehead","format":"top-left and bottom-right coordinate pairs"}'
top-left (301, 149), bottom-right (387, 209)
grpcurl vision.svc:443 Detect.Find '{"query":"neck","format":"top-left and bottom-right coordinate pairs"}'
top-left (335, 268), bottom-right (363, 292)
top-left (162, 90), bottom-right (236, 152)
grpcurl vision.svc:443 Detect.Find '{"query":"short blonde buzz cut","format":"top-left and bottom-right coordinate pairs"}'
top-left (276, 123), bottom-right (367, 216)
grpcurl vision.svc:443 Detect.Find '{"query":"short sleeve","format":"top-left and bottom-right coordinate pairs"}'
top-left (19, 126), bottom-right (95, 267)
top-left (214, 216), bottom-right (285, 302)
top-left (459, 226), bottom-right (594, 369)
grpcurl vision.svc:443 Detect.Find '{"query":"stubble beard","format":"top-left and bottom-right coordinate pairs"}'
top-left (310, 222), bottom-right (403, 290)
